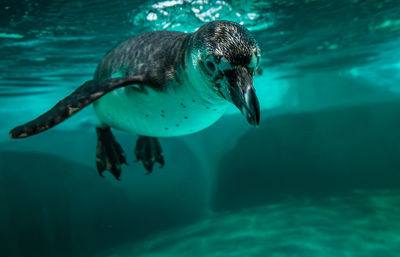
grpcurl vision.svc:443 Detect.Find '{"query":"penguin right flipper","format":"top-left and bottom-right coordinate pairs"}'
top-left (9, 76), bottom-right (146, 138)
top-left (135, 136), bottom-right (164, 174)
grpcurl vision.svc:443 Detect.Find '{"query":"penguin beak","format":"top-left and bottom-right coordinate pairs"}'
top-left (225, 67), bottom-right (260, 126)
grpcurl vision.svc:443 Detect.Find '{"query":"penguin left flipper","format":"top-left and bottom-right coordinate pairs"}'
top-left (9, 76), bottom-right (146, 139)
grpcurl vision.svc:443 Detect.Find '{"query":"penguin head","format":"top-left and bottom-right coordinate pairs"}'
top-left (191, 20), bottom-right (261, 126)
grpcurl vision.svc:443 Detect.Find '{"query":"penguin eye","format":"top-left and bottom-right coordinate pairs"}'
top-left (199, 60), bottom-right (216, 76)
top-left (206, 61), bottom-right (215, 71)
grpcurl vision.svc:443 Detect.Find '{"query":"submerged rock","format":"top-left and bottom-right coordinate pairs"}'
top-left (0, 148), bottom-right (207, 257)
top-left (211, 100), bottom-right (400, 211)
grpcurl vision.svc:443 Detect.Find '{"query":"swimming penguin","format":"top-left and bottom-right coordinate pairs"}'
top-left (9, 20), bottom-right (261, 180)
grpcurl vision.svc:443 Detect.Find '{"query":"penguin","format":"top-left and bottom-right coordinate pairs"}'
top-left (9, 20), bottom-right (261, 180)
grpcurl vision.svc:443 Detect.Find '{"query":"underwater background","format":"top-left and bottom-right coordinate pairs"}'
top-left (1, 0), bottom-right (400, 256)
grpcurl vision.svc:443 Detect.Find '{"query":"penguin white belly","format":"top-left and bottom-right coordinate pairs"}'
top-left (93, 85), bottom-right (229, 137)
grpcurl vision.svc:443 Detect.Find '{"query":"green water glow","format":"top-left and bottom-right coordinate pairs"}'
top-left (1, 0), bottom-right (400, 256)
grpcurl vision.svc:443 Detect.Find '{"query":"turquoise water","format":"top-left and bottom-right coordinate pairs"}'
top-left (1, 0), bottom-right (400, 256)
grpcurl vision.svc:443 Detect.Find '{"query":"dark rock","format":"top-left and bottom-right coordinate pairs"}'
top-left (0, 146), bottom-right (206, 257)
top-left (211, 100), bottom-right (400, 211)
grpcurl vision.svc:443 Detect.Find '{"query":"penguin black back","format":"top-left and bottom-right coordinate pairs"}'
top-left (94, 31), bottom-right (191, 89)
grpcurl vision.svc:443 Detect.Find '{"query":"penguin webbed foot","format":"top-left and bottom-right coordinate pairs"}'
top-left (135, 136), bottom-right (164, 174)
top-left (96, 126), bottom-right (128, 180)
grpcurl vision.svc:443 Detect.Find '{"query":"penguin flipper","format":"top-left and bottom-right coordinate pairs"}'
top-left (9, 76), bottom-right (146, 138)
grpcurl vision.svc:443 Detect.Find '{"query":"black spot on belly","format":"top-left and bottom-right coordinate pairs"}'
top-left (145, 114), bottom-right (149, 118)
top-left (165, 127), bottom-right (168, 130)
top-left (161, 114), bottom-right (165, 118)
top-left (176, 124), bottom-right (180, 127)
top-left (184, 116), bottom-right (188, 119)
top-left (192, 99), bottom-right (196, 103)
top-left (161, 109), bottom-right (164, 113)
top-left (206, 107), bottom-right (210, 110)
